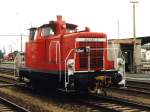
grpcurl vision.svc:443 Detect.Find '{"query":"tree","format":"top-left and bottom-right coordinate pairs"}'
top-left (0, 50), bottom-right (4, 59)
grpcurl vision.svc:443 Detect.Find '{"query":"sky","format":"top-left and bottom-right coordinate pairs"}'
top-left (0, 0), bottom-right (149, 54)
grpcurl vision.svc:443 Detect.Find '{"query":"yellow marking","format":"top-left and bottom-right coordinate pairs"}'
top-left (96, 76), bottom-right (105, 81)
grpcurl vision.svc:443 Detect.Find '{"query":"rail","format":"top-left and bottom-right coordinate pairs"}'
top-left (110, 80), bottom-right (150, 96)
top-left (0, 66), bottom-right (14, 75)
top-left (0, 96), bottom-right (30, 112)
top-left (79, 94), bottom-right (150, 112)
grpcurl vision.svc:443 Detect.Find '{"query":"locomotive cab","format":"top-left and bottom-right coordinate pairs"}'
top-left (29, 28), bottom-right (37, 41)
top-left (19, 16), bottom-right (125, 93)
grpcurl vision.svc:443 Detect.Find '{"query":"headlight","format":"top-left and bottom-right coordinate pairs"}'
top-left (67, 59), bottom-right (75, 76)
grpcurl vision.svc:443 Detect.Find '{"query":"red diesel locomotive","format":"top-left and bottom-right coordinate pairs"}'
top-left (19, 16), bottom-right (125, 93)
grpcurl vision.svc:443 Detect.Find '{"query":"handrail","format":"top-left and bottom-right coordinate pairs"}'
top-left (64, 49), bottom-right (75, 88)
top-left (49, 41), bottom-right (61, 82)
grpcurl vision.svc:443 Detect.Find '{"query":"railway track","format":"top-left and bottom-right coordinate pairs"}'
top-left (0, 69), bottom-right (29, 112)
top-left (0, 75), bottom-right (17, 83)
top-left (80, 95), bottom-right (150, 112)
top-left (0, 80), bottom-right (15, 87)
top-left (0, 70), bottom-right (18, 87)
top-left (0, 73), bottom-right (25, 88)
top-left (0, 66), bottom-right (150, 95)
top-left (125, 85), bottom-right (150, 95)
top-left (0, 66), bottom-right (15, 75)
top-left (125, 80), bottom-right (150, 94)
top-left (0, 66), bottom-right (150, 111)
top-left (0, 96), bottom-right (30, 112)
top-left (106, 81), bottom-right (150, 100)
top-left (0, 76), bottom-right (26, 89)
top-left (126, 80), bottom-right (150, 89)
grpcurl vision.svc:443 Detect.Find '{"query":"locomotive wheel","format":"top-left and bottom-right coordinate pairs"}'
top-left (88, 81), bottom-right (107, 96)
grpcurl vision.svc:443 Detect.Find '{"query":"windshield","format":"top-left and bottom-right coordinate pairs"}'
top-left (41, 27), bottom-right (54, 37)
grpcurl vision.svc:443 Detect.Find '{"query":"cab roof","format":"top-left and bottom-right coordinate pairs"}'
top-left (39, 21), bottom-right (78, 29)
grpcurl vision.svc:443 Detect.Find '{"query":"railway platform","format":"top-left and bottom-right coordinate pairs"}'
top-left (126, 72), bottom-right (150, 82)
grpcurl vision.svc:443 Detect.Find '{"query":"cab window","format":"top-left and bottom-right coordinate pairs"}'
top-left (41, 27), bottom-right (54, 37)
top-left (29, 28), bottom-right (36, 41)
top-left (66, 28), bottom-right (75, 33)
top-left (29, 30), bottom-right (35, 40)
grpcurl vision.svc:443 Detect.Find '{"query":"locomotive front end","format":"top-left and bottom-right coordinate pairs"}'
top-left (64, 34), bottom-right (125, 93)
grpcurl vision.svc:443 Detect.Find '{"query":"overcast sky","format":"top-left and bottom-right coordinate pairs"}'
top-left (0, 0), bottom-right (149, 53)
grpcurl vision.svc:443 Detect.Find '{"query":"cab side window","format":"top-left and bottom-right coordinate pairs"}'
top-left (30, 30), bottom-right (35, 40)
top-left (29, 28), bottom-right (37, 41)
top-left (41, 27), bottom-right (54, 37)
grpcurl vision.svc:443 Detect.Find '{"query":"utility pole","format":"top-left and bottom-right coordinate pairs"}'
top-left (117, 20), bottom-right (120, 40)
top-left (20, 34), bottom-right (22, 52)
top-left (130, 1), bottom-right (139, 73)
top-left (117, 20), bottom-right (120, 46)
top-left (9, 44), bottom-right (12, 53)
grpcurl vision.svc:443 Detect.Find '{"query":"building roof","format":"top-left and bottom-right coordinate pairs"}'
top-left (109, 36), bottom-right (150, 45)
top-left (137, 36), bottom-right (150, 45)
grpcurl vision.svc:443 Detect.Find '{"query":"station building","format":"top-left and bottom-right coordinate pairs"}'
top-left (109, 36), bottom-right (150, 73)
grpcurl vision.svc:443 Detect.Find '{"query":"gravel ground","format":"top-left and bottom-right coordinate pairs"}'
top-left (0, 86), bottom-right (150, 112)
top-left (0, 87), bottom-right (68, 112)
top-left (0, 87), bottom-right (102, 112)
